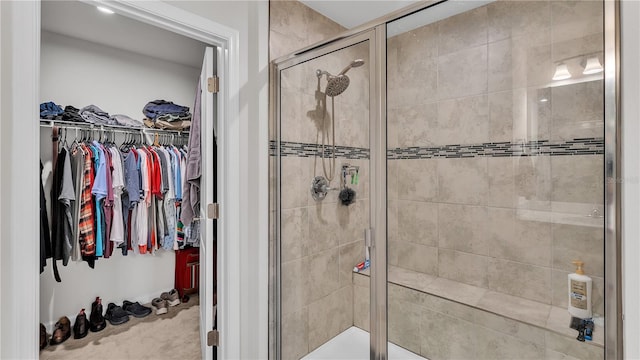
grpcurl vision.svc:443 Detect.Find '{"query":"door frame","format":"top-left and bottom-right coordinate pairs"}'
top-left (1, 1), bottom-right (241, 358)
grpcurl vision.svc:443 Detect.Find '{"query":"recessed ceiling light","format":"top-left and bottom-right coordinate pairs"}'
top-left (96, 6), bottom-right (114, 15)
top-left (539, 98), bottom-right (549, 103)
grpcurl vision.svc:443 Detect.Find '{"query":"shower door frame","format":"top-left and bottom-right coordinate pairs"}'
top-left (270, 0), bottom-right (622, 358)
top-left (271, 27), bottom-right (386, 359)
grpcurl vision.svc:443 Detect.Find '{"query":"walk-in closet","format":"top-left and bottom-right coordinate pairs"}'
top-left (38, 2), bottom-right (217, 358)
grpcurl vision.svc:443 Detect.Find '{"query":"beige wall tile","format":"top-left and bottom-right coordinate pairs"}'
top-left (398, 200), bottom-right (438, 247)
top-left (281, 306), bottom-right (308, 360)
top-left (487, 258), bottom-right (552, 304)
top-left (487, 207), bottom-right (553, 267)
top-left (282, 258), bottom-right (305, 315)
top-left (438, 203), bottom-right (488, 255)
top-left (551, 0), bottom-right (603, 44)
top-left (436, 95), bottom-right (489, 146)
top-left (487, 1), bottom-right (551, 44)
top-left (281, 156), bottom-right (311, 209)
top-left (393, 241), bottom-right (438, 276)
top-left (281, 207), bottom-right (309, 263)
top-left (387, 200), bottom-right (398, 247)
top-left (353, 284), bottom-right (369, 331)
top-left (438, 248), bottom-right (488, 288)
top-left (488, 90), bottom-right (515, 142)
top-left (438, 45), bottom-right (488, 100)
top-left (305, 248), bottom-right (340, 303)
top-left (388, 295), bottom-right (422, 355)
top-left (307, 202), bottom-right (340, 255)
top-left (545, 348), bottom-right (583, 360)
top-left (387, 161), bottom-right (399, 201)
top-left (420, 309), bottom-right (477, 360)
top-left (514, 155), bottom-right (552, 210)
top-left (438, 6), bottom-right (487, 56)
top-left (437, 157), bottom-right (488, 205)
top-left (475, 326), bottom-right (545, 359)
top-left (307, 286), bottom-right (353, 352)
top-left (544, 331), bottom-right (604, 360)
top-left (488, 157), bottom-right (515, 208)
top-left (420, 293), bottom-right (476, 323)
top-left (550, 80), bottom-right (604, 141)
top-left (552, 223), bottom-right (604, 277)
top-left (397, 159), bottom-right (438, 202)
top-left (478, 291), bottom-right (551, 328)
top-left (391, 102), bottom-right (438, 148)
top-left (474, 309), bottom-right (546, 345)
top-left (389, 57), bottom-right (438, 109)
top-left (339, 240), bottom-right (365, 287)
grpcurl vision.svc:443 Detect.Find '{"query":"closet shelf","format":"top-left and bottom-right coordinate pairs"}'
top-left (39, 119), bottom-right (190, 136)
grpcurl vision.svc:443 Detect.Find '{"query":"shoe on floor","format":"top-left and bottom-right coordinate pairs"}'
top-left (104, 303), bottom-right (130, 325)
top-left (122, 300), bottom-right (152, 318)
top-left (160, 289), bottom-right (180, 307)
top-left (40, 323), bottom-right (48, 350)
top-left (89, 297), bottom-right (107, 332)
top-left (152, 298), bottom-right (168, 315)
top-left (49, 316), bottom-right (71, 345)
top-left (73, 308), bottom-right (89, 339)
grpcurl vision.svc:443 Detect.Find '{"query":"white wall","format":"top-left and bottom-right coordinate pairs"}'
top-left (38, 30), bottom-right (201, 328)
top-left (41, 31), bottom-right (200, 118)
top-left (621, 1), bottom-right (640, 358)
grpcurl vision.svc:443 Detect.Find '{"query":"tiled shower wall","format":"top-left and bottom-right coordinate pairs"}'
top-left (271, 2), bottom-right (370, 359)
top-left (386, 0), bottom-right (605, 315)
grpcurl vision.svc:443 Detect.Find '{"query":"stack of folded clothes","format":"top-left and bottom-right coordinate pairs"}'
top-left (142, 100), bottom-right (191, 130)
top-left (39, 102), bottom-right (144, 128)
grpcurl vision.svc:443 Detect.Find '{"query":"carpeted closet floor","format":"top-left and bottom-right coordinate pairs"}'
top-left (40, 296), bottom-right (201, 360)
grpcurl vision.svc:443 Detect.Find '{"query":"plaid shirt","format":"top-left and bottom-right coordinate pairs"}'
top-left (79, 145), bottom-right (96, 256)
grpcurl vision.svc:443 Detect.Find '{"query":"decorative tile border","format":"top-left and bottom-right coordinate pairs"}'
top-left (269, 138), bottom-right (604, 159)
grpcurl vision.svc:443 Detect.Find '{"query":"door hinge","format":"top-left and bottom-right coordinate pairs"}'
top-left (207, 203), bottom-right (219, 220)
top-left (207, 76), bottom-right (219, 93)
top-left (207, 330), bottom-right (219, 346)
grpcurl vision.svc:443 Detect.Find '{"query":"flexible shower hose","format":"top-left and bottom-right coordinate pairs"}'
top-left (321, 94), bottom-right (336, 182)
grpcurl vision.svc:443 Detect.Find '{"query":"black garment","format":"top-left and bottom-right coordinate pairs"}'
top-left (40, 161), bottom-right (52, 274)
top-left (61, 105), bottom-right (84, 123)
top-left (50, 148), bottom-right (74, 281)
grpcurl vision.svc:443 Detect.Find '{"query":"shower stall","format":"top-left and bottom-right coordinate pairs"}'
top-left (270, 1), bottom-right (620, 359)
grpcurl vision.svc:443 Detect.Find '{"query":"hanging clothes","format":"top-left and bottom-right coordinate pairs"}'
top-left (40, 161), bottom-right (52, 274)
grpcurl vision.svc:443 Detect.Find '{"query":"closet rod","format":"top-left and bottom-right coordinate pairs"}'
top-left (39, 120), bottom-right (189, 137)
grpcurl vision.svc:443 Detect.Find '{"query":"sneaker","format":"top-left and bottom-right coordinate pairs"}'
top-left (89, 297), bottom-right (106, 332)
top-left (49, 316), bottom-right (71, 345)
top-left (152, 298), bottom-right (168, 315)
top-left (73, 309), bottom-right (89, 339)
top-left (160, 289), bottom-right (180, 307)
top-left (104, 303), bottom-right (130, 325)
top-left (122, 300), bottom-right (152, 318)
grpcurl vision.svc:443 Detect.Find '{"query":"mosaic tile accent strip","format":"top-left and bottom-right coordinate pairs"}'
top-left (269, 138), bottom-right (604, 159)
top-left (270, 141), bottom-right (370, 159)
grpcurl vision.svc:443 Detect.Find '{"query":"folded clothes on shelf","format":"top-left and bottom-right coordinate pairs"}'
top-left (61, 105), bottom-right (84, 123)
top-left (80, 105), bottom-right (116, 125)
top-left (110, 114), bottom-right (143, 128)
top-left (40, 101), bottom-right (64, 119)
top-left (143, 100), bottom-right (191, 121)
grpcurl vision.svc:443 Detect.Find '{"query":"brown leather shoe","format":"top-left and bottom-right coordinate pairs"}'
top-left (73, 309), bottom-right (89, 339)
top-left (39, 323), bottom-right (48, 350)
top-left (49, 316), bottom-right (71, 345)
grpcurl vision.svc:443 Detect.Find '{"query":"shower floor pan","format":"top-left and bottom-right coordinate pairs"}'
top-left (301, 326), bottom-right (426, 360)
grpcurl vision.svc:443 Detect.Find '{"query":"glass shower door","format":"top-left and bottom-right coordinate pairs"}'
top-left (275, 36), bottom-right (375, 359)
top-left (385, 1), bottom-right (605, 359)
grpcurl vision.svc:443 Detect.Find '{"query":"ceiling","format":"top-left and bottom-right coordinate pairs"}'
top-left (41, 1), bottom-right (207, 69)
top-left (299, 0), bottom-right (421, 29)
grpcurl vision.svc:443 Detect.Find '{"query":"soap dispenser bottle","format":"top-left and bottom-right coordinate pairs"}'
top-left (568, 260), bottom-right (592, 319)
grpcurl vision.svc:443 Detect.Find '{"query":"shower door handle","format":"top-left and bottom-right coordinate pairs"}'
top-left (364, 228), bottom-right (373, 249)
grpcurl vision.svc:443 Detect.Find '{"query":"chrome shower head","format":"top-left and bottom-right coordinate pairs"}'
top-left (325, 75), bottom-right (350, 97)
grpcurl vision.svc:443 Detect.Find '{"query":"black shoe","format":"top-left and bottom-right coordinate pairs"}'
top-left (40, 323), bottom-right (48, 350)
top-left (49, 316), bottom-right (71, 345)
top-left (122, 300), bottom-right (152, 318)
top-left (89, 297), bottom-right (107, 332)
top-left (104, 303), bottom-right (130, 325)
top-left (73, 308), bottom-right (89, 339)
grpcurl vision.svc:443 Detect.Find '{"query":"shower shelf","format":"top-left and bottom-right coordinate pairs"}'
top-left (354, 266), bottom-right (604, 351)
